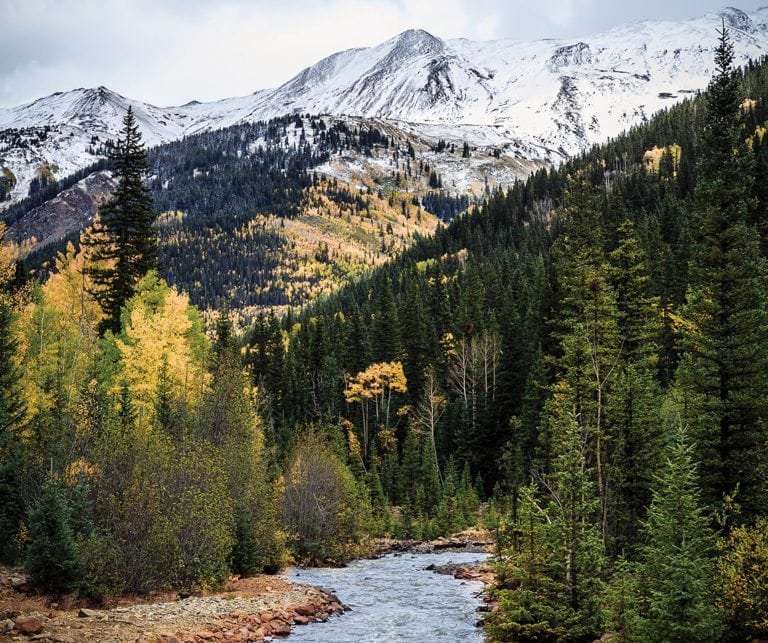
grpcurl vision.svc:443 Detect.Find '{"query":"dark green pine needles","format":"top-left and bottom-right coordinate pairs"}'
top-left (87, 106), bottom-right (158, 334)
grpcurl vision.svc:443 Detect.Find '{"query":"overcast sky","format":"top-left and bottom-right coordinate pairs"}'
top-left (1, 0), bottom-right (765, 108)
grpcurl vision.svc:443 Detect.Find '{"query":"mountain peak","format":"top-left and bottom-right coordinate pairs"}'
top-left (719, 6), bottom-right (755, 30)
top-left (71, 86), bottom-right (127, 113)
top-left (389, 28), bottom-right (444, 54)
top-left (2, 6), bottom-right (768, 207)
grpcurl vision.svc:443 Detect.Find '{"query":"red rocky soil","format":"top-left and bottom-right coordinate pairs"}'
top-left (1, 568), bottom-right (346, 642)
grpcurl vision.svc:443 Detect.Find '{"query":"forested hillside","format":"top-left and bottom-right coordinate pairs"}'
top-left (3, 115), bottom-right (469, 324)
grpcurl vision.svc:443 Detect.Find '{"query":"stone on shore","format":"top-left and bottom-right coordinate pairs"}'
top-left (14, 615), bottom-right (44, 635)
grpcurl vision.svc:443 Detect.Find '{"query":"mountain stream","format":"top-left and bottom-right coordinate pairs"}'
top-left (286, 551), bottom-right (490, 642)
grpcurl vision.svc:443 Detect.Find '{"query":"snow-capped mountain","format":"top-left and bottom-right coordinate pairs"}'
top-left (1, 6), bottom-right (767, 205)
top-left (223, 5), bottom-right (768, 156)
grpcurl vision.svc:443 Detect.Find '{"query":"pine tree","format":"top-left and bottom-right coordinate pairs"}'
top-left (606, 365), bottom-right (662, 551)
top-left (345, 306), bottom-right (372, 376)
top-left (371, 276), bottom-right (401, 362)
top-left (400, 279), bottom-right (430, 401)
top-left (549, 224), bottom-right (621, 545)
top-left (87, 107), bottom-right (158, 334)
top-left (606, 218), bottom-right (664, 550)
top-left (419, 437), bottom-right (442, 515)
top-left (489, 412), bottom-right (605, 641)
top-left (25, 479), bottom-right (82, 595)
top-left (398, 428), bottom-right (421, 505)
top-left (604, 557), bottom-right (642, 642)
top-left (682, 26), bottom-right (768, 521)
top-left (637, 423), bottom-right (722, 641)
top-left (608, 218), bottom-right (660, 369)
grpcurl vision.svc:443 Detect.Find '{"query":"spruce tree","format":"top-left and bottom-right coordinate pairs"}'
top-left (608, 218), bottom-right (660, 369)
top-left (606, 219), bottom-right (664, 550)
top-left (371, 276), bottom-right (401, 362)
top-left (400, 279), bottom-right (429, 401)
top-left (25, 479), bottom-right (82, 595)
top-left (682, 26), bottom-right (768, 520)
top-left (637, 424), bottom-right (722, 641)
top-left (490, 413), bottom-right (605, 640)
top-left (345, 305), bottom-right (372, 376)
top-left (87, 107), bottom-right (158, 334)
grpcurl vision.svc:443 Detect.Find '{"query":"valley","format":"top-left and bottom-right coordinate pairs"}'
top-left (2, 5), bottom-right (768, 642)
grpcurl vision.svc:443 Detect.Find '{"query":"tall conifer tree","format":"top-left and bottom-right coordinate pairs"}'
top-left (87, 107), bottom-right (158, 334)
top-left (637, 424), bottom-right (721, 641)
top-left (681, 25), bottom-right (768, 520)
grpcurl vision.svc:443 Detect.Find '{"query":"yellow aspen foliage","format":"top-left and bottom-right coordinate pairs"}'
top-left (114, 272), bottom-right (209, 420)
top-left (343, 419), bottom-right (366, 474)
top-left (79, 213), bottom-right (115, 306)
top-left (43, 240), bottom-right (104, 337)
top-left (343, 361), bottom-right (407, 454)
top-left (18, 240), bottom-right (103, 420)
top-left (717, 517), bottom-right (768, 636)
top-left (642, 144), bottom-right (682, 173)
top-left (0, 223), bottom-right (14, 291)
top-left (343, 361), bottom-right (407, 404)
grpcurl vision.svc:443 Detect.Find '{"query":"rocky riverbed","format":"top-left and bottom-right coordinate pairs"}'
top-left (373, 527), bottom-right (495, 557)
top-left (0, 570), bottom-right (345, 642)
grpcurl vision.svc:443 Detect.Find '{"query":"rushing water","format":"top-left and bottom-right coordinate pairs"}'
top-left (286, 551), bottom-right (490, 642)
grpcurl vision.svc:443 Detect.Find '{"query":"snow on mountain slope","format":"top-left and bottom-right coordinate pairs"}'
top-left (0, 86), bottom-right (189, 145)
top-left (240, 6), bottom-right (767, 156)
top-left (1, 6), bottom-right (767, 206)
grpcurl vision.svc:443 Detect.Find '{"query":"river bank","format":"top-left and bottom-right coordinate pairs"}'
top-left (1, 569), bottom-right (345, 642)
top-left (373, 527), bottom-right (495, 557)
top-left (1, 531), bottom-right (495, 642)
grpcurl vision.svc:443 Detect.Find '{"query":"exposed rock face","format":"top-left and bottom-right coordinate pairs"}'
top-left (7, 171), bottom-right (115, 252)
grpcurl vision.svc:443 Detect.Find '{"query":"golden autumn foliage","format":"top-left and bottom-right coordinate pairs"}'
top-left (344, 361), bottom-right (407, 454)
top-left (17, 240), bottom-right (103, 420)
top-left (44, 241), bottom-right (105, 334)
top-left (0, 223), bottom-right (14, 290)
top-left (643, 144), bottom-right (682, 173)
top-left (747, 124), bottom-right (767, 150)
top-left (717, 518), bottom-right (768, 637)
top-left (112, 272), bottom-right (209, 420)
top-left (344, 360), bottom-right (407, 403)
top-left (191, 177), bottom-right (439, 322)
